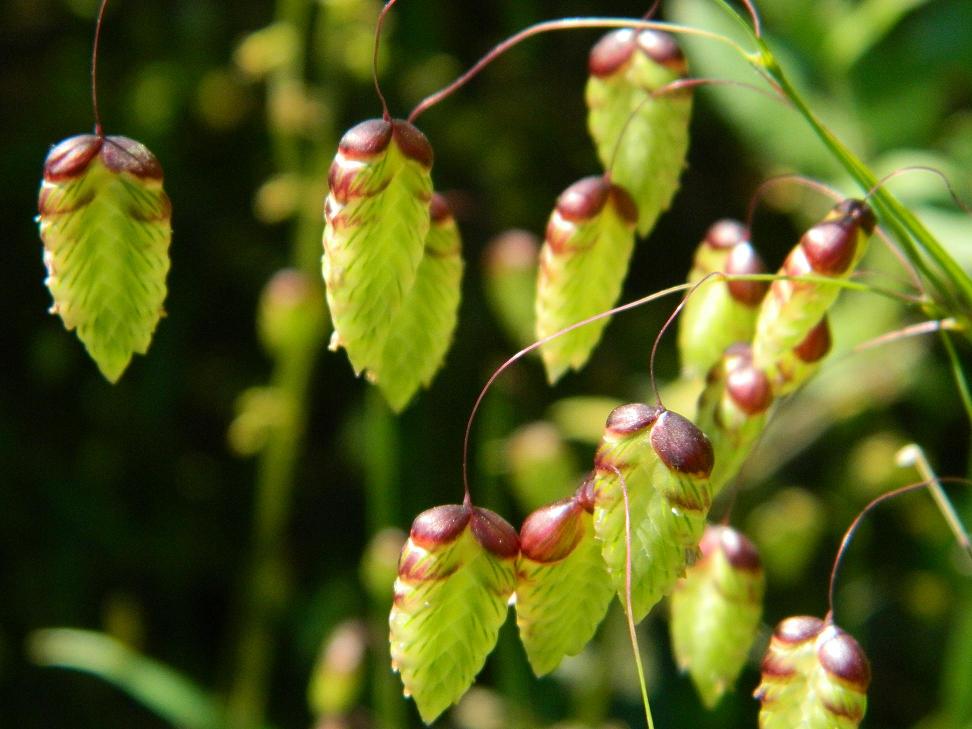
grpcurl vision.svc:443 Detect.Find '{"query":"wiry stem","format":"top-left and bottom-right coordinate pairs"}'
top-left (91, 0), bottom-right (110, 136)
top-left (372, 0), bottom-right (399, 121)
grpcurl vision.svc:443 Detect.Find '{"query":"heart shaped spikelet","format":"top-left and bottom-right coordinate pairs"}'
top-left (586, 29), bottom-right (692, 237)
top-left (754, 615), bottom-right (870, 729)
top-left (323, 118), bottom-right (433, 377)
top-left (371, 193), bottom-right (463, 412)
top-left (670, 524), bottom-right (764, 708)
top-left (38, 134), bottom-right (172, 382)
top-left (535, 176), bottom-right (638, 383)
top-left (592, 403), bottom-right (714, 622)
top-left (390, 504), bottom-right (518, 724)
top-left (515, 476), bottom-right (614, 676)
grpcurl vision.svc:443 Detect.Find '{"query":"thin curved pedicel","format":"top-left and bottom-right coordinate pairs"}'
top-left (38, 134), bottom-right (172, 382)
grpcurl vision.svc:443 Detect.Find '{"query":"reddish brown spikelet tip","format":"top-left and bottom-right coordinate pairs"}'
top-left (557, 176), bottom-right (611, 221)
top-left (635, 30), bottom-right (687, 74)
top-left (519, 498), bottom-right (583, 563)
top-left (775, 615), bottom-right (824, 644)
top-left (574, 473), bottom-right (597, 513)
top-left (726, 362), bottom-right (773, 415)
top-left (609, 184), bottom-right (640, 224)
top-left (470, 507), bottom-right (520, 559)
top-left (650, 410), bottom-right (715, 477)
top-left (712, 525), bottom-right (762, 571)
top-left (836, 198), bottom-right (876, 235)
top-left (726, 242), bottom-right (769, 306)
top-left (705, 219), bottom-right (749, 249)
top-left (391, 119), bottom-right (434, 168)
top-left (484, 230), bottom-right (539, 273)
top-left (409, 504), bottom-right (471, 549)
top-left (588, 29), bottom-right (638, 77)
top-left (801, 217), bottom-right (859, 275)
top-left (605, 402), bottom-right (662, 435)
top-left (793, 317), bottom-right (832, 363)
top-left (817, 626), bottom-right (871, 688)
top-left (338, 118), bottom-right (393, 159)
top-left (429, 192), bottom-right (453, 224)
top-left (101, 136), bottom-right (164, 178)
top-left (43, 135), bottom-right (103, 182)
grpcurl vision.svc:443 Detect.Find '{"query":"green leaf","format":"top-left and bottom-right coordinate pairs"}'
top-left (755, 616), bottom-right (870, 729)
top-left (390, 504), bottom-right (518, 724)
top-left (592, 404), bottom-right (714, 622)
top-left (535, 176), bottom-right (637, 383)
top-left (372, 193), bottom-right (463, 412)
top-left (323, 118), bottom-right (433, 377)
top-left (515, 481), bottom-right (614, 676)
top-left (38, 134), bottom-right (172, 383)
top-left (28, 628), bottom-right (224, 729)
top-left (670, 525), bottom-right (764, 708)
top-left (586, 29), bottom-right (692, 237)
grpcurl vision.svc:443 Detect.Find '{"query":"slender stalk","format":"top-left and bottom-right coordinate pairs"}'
top-left (91, 0), bottom-right (110, 136)
top-left (940, 329), bottom-right (972, 428)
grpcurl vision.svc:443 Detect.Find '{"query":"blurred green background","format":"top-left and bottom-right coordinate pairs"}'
top-left (1, 0), bottom-right (971, 728)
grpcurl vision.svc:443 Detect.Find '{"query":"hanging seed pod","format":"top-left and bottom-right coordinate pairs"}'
top-left (670, 524), bottom-right (764, 708)
top-left (371, 193), bottom-right (463, 412)
top-left (323, 118), bottom-right (433, 377)
top-left (752, 199), bottom-right (875, 371)
top-left (483, 229), bottom-right (539, 349)
top-left (535, 176), bottom-right (638, 383)
top-left (37, 134), bottom-right (172, 383)
top-left (677, 220), bottom-right (768, 378)
top-left (694, 343), bottom-right (774, 495)
top-left (592, 403), bottom-right (714, 622)
top-left (767, 316), bottom-right (832, 397)
top-left (389, 503), bottom-right (518, 724)
top-left (754, 615), bottom-right (870, 729)
top-left (586, 29), bottom-right (692, 237)
top-left (515, 475), bottom-right (614, 676)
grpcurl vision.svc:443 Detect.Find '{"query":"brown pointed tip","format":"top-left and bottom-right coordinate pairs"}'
top-left (470, 507), bottom-right (520, 559)
top-left (705, 219), bottom-right (749, 249)
top-left (519, 498), bottom-right (584, 563)
top-left (409, 504), bottom-right (471, 549)
top-left (704, 525), bottom-right (762, 571)
top-left (574, 473), bottom-right (597, 513)
top-left (609, 184), bottom-right (639, 224)
top-left (835, 198), bottom-right (876, 235)
top-left (801, 217), bottom-right (860, 275)
top-left (101, 136), bottom-right (164, 178)
top-left (650, 410), bottom-right (714, 477)
top-left (589, 29), bottom-right (638, 77)
top-left (43, 135), bottom-right (103, 181)
top-left (483, 229), bottom-right (539, 273)
top-left (775, 615), bottom-right (824, 644)
top-left (817, 625), bottom-right (871, 687)
top-left (338, 119), bottom-right (393, 159)
top-left (635, 30), bottom-right (687, 74)
top-left (726, 243), bottom-right (769, 306)
top-left (556, 176), bottom-right (611, 221)
top-left (605, 403), bottom-right (662, 436)
top-left (726, 362), bottom-right (773, 415)
top-left (429, 192), bottom-right (453, 224)
top-left (391, 119), bottom-right (434, 168)
top-left (793, 317), bottom-right (832, 363)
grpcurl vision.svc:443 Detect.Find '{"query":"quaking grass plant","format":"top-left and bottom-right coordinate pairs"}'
top-left (27, 1), bottom-right (972, 729)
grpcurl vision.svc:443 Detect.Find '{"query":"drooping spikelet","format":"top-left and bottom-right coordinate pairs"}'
top-left (38, 134), bottom-right (172, 382)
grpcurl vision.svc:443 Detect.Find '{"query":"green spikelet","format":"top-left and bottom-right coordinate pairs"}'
top-left (371, 193), bottom-right (463, 412)
top-left (323, 118), bottom-right (433, 376)
top-left (670, 525), bottom-right (765, 708)
top-left (677, 220), bottom-right (768, 378)
top-left (483, 229), bottom-right (539, 350)
top-left (586, 29), bottom-right (692, 237)
top-left (592, 404), bottom-right (714, 623)
top-left (752, 199), bottom-right (875, 371)
top-left (535, 176), bottom-right (638, 383)
top-left (515, 476), bottom-right (614, 676)
top-left (754, 616), bottom-right (870, 729)
top-left (693, 344), bottom-right (774, 496)
top-left (37, 134), bottom-right (172, 383)
top-left (390, 504), bottom-right (518, 724)
top-left (766, 316), bottom-right (832, 397)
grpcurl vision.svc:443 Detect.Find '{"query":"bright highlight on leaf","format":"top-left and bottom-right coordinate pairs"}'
top-left (323, 118), bottom-right (434, 377)
top-left (670, 524), bottom-right (764, 708)
top-left (592, 403), bottom-right (714, 622)
top-left (754, 615), bottom-right (870, 729)
top-left (389, 503), bottom-right (518, 724)
top-left (371, 193), bottom-right (464, 412)
top-left (38, 134), bottom-right (172, 383)
top-left (535, 176), bottom-right (638, 383)
top-left (752, 199), bottom-right (875, 371)
top-left (586, 29), bottom-right (692, 238)
top-left (515, 476), bottom-right (614, 676)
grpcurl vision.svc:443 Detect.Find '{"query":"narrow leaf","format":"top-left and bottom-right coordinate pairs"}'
top-left (535, 176), bottom-right (637, 383)
top-left (38, 134), bottom-right (172, 382)
top-left (323, 118), bottom-right (433, 376)
top-left (586, 29), bottom-right (692, 237)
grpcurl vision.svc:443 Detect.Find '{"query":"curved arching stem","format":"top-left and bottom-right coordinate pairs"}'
top-left (372, 0), bottom-right (400, 121)
top-left (91, 0), bottom-right (111, 136)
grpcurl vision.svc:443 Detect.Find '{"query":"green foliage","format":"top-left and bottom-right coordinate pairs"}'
top-left (37, 134), bottom-right (171, 382)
